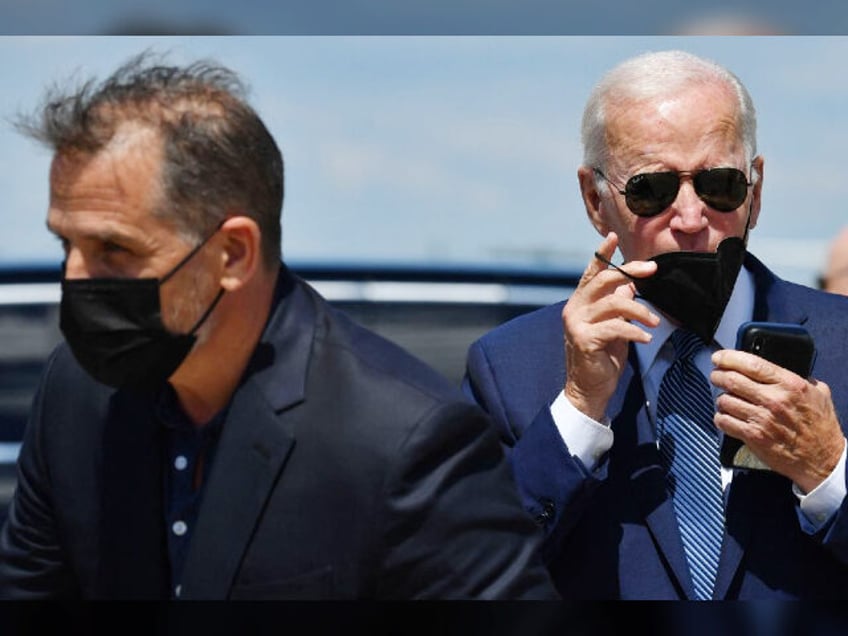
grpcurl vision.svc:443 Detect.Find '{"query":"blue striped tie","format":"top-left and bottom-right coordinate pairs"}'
top-left (657, 329), bottom-right (724, 600)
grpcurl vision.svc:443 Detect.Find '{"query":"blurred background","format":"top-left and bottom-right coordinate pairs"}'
top-left (2, 35), bottom-right (848, 286)
top-left (0, 0), bottom-right (843, 35)
top-left (3, 24), bottom-right (848, 629)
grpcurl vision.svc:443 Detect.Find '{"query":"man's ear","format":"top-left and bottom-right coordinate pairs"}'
top-left (217, 216), bottom-right (262, 292)
top-left (577, 166), bottom-right (610, 236)
top-left (748, 155), bottom-right (764, 230)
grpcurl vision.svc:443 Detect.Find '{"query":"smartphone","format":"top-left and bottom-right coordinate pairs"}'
top-left (719, 322), bottom-right (817, 468)
top-left (734, 322), bottom-right (816, 378)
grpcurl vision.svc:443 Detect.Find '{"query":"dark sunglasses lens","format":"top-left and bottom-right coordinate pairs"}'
top-left (624, 172), bottom-right (679, 217)
top-left (694, 168), bottom-right (749, 211)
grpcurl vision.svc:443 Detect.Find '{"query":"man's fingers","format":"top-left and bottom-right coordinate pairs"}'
top-left (580, 232), bottom-right (619, 284)
top-left (585, 292), bottom-right (660, 327)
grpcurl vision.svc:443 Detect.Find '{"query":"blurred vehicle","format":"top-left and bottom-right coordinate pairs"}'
top-left (0, 262), bottom-right (580, 526)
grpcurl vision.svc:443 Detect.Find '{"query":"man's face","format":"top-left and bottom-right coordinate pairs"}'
top-left (47, 123), bottom-right (219, 335)
top-left (584, 82), bottom-right (763, 263)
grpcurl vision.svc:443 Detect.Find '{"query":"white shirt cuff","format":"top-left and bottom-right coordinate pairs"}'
top-left (549, 390), bottom-right (614, 471)
top-left (794, 437), bottom-right (848, 532)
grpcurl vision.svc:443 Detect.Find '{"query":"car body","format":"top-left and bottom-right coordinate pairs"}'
top-left (0, 261), bottom-right (579, 526)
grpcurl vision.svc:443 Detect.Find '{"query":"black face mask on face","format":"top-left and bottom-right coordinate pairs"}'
top-left (595, 205), bottom-right (753, 344)
top-left (60, 231), bottom-right (225, 391)
top-left (631, 235), bottom-right (746, 344)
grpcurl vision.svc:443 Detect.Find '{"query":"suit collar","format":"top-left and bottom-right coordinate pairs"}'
top-left (238, 265), bottom-right (316, 413)
top-left (746, 252), bottom-right (809, 325)
top-left (178, 265), bottom-right (318, 598)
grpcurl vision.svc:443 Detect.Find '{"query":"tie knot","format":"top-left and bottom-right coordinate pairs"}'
top-left (670, 329), bottom-right (704, 361)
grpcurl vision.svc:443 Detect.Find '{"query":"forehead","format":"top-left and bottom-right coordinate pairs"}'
top-left (46, 122), bottom-right (181, 253)
top-left (604, 82), bottom-right (744, 173)
top-left (49, 123), bottom-right (165, 208)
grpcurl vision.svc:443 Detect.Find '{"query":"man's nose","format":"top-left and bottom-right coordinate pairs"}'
top-left (668, 177), bottom-right (708, 233)
top-left (63, 248), bottom-right (91, 280)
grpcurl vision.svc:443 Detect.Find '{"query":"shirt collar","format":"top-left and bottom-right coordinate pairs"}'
top-left (155, 382), bottom-right (227, 437)
top-left (634, 262), bottom-right (755, 378)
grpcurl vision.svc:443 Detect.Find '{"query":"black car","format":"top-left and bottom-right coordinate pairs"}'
top-left (0, 262), bottom-right (579, 526)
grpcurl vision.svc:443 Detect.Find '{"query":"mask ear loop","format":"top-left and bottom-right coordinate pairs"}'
top-left (161, 219), bottom-right (229, 285)
top-left (162, 219), bottom-right (230, 334)
top-left (740, 160), bottom-right (760, 246)
top-left (187, 287), bottom-right (226, 335)
top-left (741, 198), bottom-right (754, 247)
top-left (593, 251), bottom-right (638, 281)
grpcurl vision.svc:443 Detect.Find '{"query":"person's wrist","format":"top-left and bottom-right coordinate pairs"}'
top-left (564, 382), bottom-right (607, 422)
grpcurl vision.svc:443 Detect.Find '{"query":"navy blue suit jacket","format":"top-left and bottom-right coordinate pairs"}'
top-left (0, 266), bottom-right (555, 600)
top-left (464, 253), bottom-right (848, 599)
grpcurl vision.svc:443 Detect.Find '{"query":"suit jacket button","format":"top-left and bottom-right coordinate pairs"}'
top-left (534, 499), bottom-right (555, 525)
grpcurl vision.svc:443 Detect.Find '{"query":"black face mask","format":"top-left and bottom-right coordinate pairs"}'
top-left (60, 233), bottom-right (225, 391)
top-left (595, 207), bottom-right (753, 344)
top-left (633, 236), bottom-right (746, 344)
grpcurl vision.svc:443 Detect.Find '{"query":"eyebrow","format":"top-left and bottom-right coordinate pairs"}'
top-left (44, 219), bottom-right (144, 250)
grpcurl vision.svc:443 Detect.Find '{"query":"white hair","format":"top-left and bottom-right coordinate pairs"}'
top-left (581, 50), bottom-right (758, 178)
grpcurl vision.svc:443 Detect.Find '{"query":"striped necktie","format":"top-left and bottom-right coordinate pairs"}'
top-left (656, 329), bottom-right (725, 600)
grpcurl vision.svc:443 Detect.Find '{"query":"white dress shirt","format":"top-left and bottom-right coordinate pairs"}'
top-left (549, 265), bottom-right (847, 532)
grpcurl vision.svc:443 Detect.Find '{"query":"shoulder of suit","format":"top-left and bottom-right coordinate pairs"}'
top-left (474, 300), bottom-right (566, 351)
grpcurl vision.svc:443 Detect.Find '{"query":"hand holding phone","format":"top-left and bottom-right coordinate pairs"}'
top-left (719, 322), bottom-right (817, 468)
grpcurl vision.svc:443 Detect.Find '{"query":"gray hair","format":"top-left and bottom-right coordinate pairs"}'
top-left (581, 50), bottom-right (758, 179)
top-left (16, 51), bottom-right (284, 269)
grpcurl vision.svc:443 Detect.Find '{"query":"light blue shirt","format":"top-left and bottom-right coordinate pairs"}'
top-left (550, 264), bottom-right (847, 532)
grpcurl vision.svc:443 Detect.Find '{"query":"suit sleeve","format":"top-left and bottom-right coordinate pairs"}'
top-left (374, 400), bottom-right (559, 599)
top-left (0, 352), bottom-right (77, 599)
top-left (463, 338), bottom-right (607, 561)
top-left (817, 468), bottom-right (848, 564)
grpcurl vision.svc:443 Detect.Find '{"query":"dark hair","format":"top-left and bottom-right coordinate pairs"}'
top-left (17, 51), bottom-right (283, 269)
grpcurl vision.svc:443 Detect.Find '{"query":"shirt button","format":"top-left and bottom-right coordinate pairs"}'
top-left (172, 521), bottom-right (188, 536)
top-left (174, 455), bottom-right (188, 471)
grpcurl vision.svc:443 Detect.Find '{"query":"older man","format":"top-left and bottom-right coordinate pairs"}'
top-left (464, 50), bottom-right (848, 599)
top-left (0, 53), bottom-right (556, 600)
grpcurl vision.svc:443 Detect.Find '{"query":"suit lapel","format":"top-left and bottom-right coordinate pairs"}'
top-left (178, 380), bottom-right (297, 599)
top-left (747, 253), bottom-right (809, 325)
top-left (711, 254), bottom-right (808, 598)
top-left (713, 469), bottom-right (755, 598)
top-left (179, 268), bottom-right (316, 599)
top-left (610, 349), bottom-right (694, 598)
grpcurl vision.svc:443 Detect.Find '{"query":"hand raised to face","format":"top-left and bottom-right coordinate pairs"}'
top-left (561, 232), bottom-right (659, 421)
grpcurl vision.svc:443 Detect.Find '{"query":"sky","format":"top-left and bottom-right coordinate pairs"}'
top-left (1, 36), bottom-right (847, 287)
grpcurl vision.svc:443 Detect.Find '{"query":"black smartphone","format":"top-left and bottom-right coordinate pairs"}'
top-left (719, 322), bottom-right (817, 468)
top-left (734, 322), bottom-right (816, 378)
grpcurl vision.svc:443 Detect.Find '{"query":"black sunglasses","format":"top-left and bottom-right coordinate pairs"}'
top-left (594, 167), bottom-right (752, 218)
